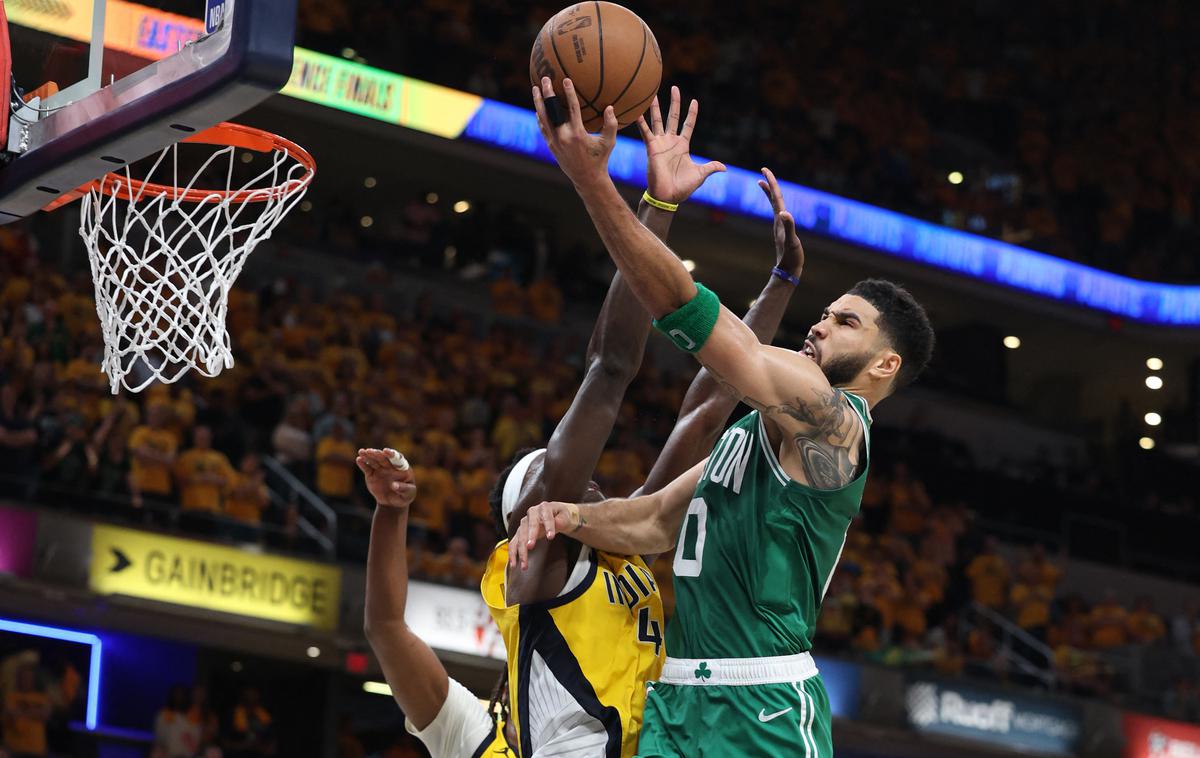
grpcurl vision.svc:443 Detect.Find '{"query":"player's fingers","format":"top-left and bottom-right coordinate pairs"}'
top-left (649, 93), bottom-right (663, 134)
top-left (761, 167), bottom-right (785, 211)
top-left (636, 115), bottom-right (652, 142)
top-left (532, 86), bottom-right (553, 142)
top-left (679, 98), bottom-right (699, 141)
top-left (541, 503), bottom-right (558, 540)
top-left (562, 78), bottom-right (586, 133)
top-left (666, 85), bottom-right (681, 134)
top-left (780, 210), bottom-right (797, 234)
top-left (699, 160), bottom-right (726, 178)
top-left (355, 456), bottom-right (370, 474)
top-left (600, 106), bottom-right (618, 144)
top-left (395, 483), bottom-right (416, 498)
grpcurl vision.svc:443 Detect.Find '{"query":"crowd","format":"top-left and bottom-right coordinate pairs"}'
top-left (0, 653), bottom-right (81, 758)
top-left (281, 0), bottom-right (1200, 283)
top-left (3, 196), bottom-right (1198, 724)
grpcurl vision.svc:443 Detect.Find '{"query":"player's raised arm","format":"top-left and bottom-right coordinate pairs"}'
top-left (534, 79), bottom-right (869, 483)
top-left (512, 460), bottom-right (707, 569)
top-left (359, 449), bottom-right (446, 726)
top-left (505, 88), bottom-right (722, 604)
top-left (637, 166), bottom-right (805, 497)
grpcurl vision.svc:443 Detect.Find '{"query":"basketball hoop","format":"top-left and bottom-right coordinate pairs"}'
top-left (75, 122), bottom-right (315, 394)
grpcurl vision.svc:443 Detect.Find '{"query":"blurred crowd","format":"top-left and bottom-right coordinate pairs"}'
top-left (288, 0), bottom-right (1200, 283)
top-left (0, 652), bottom-right (81, 758)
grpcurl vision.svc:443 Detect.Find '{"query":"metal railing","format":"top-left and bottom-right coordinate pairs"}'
top-left (965, 601), bottom-right (1057, 689)
top-left (260, 455), bottom-right (337, 558)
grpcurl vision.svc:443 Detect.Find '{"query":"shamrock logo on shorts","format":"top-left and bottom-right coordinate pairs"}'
top-left (695, 662), bottom-right (711, 680)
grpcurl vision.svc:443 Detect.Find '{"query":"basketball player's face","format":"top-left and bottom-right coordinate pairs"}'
top-left (801, 294), bottom-right (884, 387)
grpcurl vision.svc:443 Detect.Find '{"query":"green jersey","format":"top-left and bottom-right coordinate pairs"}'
top-left (666, 395), bottom-right (872, 659)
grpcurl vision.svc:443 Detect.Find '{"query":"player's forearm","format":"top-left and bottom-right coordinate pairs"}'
top-left (363, 506), bottom-right (411, 634)
top-left (577, 180), bottom-right (697, 318)
top-left (573, 493), bottom-right (677, 555)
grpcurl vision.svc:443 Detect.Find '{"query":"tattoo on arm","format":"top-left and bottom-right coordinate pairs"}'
top-left (701, 361), bottom-right (862, 489)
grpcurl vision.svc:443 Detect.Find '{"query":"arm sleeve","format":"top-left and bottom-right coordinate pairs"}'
top-left (404, 676), bottom-right (495, 758)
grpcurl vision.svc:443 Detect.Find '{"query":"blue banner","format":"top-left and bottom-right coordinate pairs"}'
top-left (906, 678), bottom-right (1081, 754)
top-left (462, 99), bottom-right (1200, 327)
top-left (813, 656), bottom-right (861, 719)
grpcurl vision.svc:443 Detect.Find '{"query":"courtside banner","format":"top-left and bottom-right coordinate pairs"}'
top-left (906, 678), bottom-right (1081, 754)
top-left (405, 581), bottom-right (505, 661)
top-left (90, 525), bottom-right (340, 630)
top-left (1124, 712), bottom-right (1200, 758)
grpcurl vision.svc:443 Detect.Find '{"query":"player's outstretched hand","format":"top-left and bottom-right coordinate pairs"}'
top-left (637, 86), bottom-right (726, 206)
top-left (533, 77), bottom-right (616, 190)
top-left (510, 501), bottom-right (582, 571)
top-left (757, 167), bottom-right (804, 278)
top-left (356, 448), bottom-right (416, 509)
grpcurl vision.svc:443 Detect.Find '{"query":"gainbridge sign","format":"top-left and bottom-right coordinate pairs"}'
top-left (90, 525), bottom-right (340, 630)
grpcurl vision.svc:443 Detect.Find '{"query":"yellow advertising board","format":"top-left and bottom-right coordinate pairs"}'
top-left (90, 525), bottom-right (340, 630)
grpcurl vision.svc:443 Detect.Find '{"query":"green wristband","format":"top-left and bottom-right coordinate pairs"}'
top-left (652, 283), bottom-right (720, 353)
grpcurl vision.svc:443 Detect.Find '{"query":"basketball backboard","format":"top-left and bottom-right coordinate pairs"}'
top-left (0, 0), bottom-right (298, 222)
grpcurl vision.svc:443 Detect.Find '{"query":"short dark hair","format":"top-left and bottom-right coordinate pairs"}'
top-left (488, 447), bottom-right (539, 538)
top-left (847, 279), bottom-right (935, 389)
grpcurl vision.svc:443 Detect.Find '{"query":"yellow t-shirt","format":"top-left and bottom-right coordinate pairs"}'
top-left (316, 437), bottom-right (357, 499)
top-left (1090, 605), bottom-right (1129, 648)
top-left (225, 475), bottom-right (269, 525)
top-left (4, 690), bottom-right (48, 755)
top-left (966, 555), bottom-right (1010, 609)
top-left (175, 449), bottom-right (234, 512)
top-left (128, 426), bottom-right (177, 495)
top-left (1127, 610), bottom-right (1166, 644)
top-left (1010, 583), bottom-right (1053, 630)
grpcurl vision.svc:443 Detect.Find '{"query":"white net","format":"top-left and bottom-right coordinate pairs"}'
top-left (79, 133), bottom-right (311, 393)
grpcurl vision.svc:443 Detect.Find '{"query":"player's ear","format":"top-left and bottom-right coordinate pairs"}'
top-left (868, 350), bottom-right (901, 384)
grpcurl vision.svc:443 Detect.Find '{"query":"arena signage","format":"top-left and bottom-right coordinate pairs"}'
top-left (906, 678), bottom-right (1081, 754)
top-left (405, 581), bottom-right (505, 661)
top-left (10, 1), bottom-right (1200, 325)
top-left (89, 525), bottom-right (341, 630)
top-left (0, 506), bottom-right (37, 577)
top-left (1124, 713), bottom-right (1200, 758)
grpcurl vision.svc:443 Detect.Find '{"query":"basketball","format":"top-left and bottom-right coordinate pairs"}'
top-left (530, 2), bottom-right (662, 132)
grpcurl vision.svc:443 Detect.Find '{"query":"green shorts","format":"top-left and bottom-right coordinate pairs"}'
top-left (635, 653), bottom-right (832, 758)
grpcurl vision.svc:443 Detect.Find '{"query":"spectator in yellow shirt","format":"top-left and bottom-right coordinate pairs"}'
top-left (1019, 543), bottom-right (1063, 590)
top-left (127, 403), bottom-right (177, 508)
top-left (966, 537), bottom-right (1011, 610)
top-left (225, 454), bottom-right (271, 527)
top-left (1010, 562), bottom-right (1055, 639)
top-left (175, 426), bottom-right (235, 515)
top-left (1089, 591), bottom-right (1130, 649)
top-left (3, 664), bottom-right (50, 758)
top-left (488, 272), bottom-right (525, 317)
top-left (526, 276), bottom-right (564, 323)
top-left (1126, 596), bottom-right (1166, 645)
top-left (440, 536), bottom-right (485, 589)
top-left (315, 423), bottom-right (357, 502)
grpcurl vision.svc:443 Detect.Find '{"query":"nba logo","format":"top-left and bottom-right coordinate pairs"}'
top-left (205, 0), bottom-right (227, 35)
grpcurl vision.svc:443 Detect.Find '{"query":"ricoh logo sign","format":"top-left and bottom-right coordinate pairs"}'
top-left (906, 680), bottom-right (1081, 754)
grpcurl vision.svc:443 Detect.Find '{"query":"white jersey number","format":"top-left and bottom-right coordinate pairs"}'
top-left (672, 497), bottom-right (709, 577)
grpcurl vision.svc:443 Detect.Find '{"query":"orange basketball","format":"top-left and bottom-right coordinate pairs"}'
top-left (530, 2), bottom-right (663, 132)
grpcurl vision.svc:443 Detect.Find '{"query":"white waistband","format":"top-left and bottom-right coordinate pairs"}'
top-left (658, 652), bottom-right (818, 686)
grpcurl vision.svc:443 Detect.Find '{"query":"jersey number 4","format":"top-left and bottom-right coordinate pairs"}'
top-left (637, 607), bottom-right (663, 656)
top-left (672, 497), bottom-right (708, 577)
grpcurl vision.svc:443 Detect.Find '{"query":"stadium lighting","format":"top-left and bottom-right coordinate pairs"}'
top-left (453, 200), bottom-right (471, 214)
top-left (425, 192), bottom-right (439, 204)
top-left (299, 200), bottom-right (312, 212)
top-left (341, 48), bottom-right (356, 59)
top-left (1146, 357), bottom-right (1163, 371)
top-left (682, 259), bottom-right (697, 272)
top-left (1144, 412), bottom-right (1162, 426)
top-left (363, 681), bottom-right (393, 696)
top-left (231, 661), bottom-right (243, 672)
top-left (360, 216), bottom-right (373, 228)
top-left (0, 618), bottom-right (101, 730)
top-left (364, 177), bottom-right (377, 188)
top-left (1139, 437), bottom-right (1156, 450)
top-left (947, 171), bottom-right (964, 185)
top-left (240, 152), bottom-right (253, 164)
top-left (1145, 375), bottom-right (1163, 390)
top-left (1003, 335), bottom-right (1021, 349)
top-left (306, 646), bottom-right (321, 658)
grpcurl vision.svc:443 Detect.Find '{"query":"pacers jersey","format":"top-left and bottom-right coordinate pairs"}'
top-left (667, 394), bottom-right (871, 659)
top-left (482, 541), bottom-right (665, 758)
top-left (475, 723), bottom-right (516, 758)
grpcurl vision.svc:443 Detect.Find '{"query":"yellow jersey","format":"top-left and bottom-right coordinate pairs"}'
top-left (482, 541), bottom-right (664, 758)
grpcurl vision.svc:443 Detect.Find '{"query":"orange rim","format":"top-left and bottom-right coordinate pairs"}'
top-left (84, 122), bottom-right (315, 204)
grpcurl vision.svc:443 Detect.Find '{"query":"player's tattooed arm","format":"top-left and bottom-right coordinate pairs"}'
top-left (702, 361), bottom-right (863, 489)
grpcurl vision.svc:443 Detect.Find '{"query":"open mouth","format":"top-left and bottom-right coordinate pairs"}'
top-left (802, 340), bottom-right (817, 361)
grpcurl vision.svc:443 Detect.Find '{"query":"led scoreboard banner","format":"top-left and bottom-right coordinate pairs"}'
top-left (10, 1), bottom-right (1200, 326)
